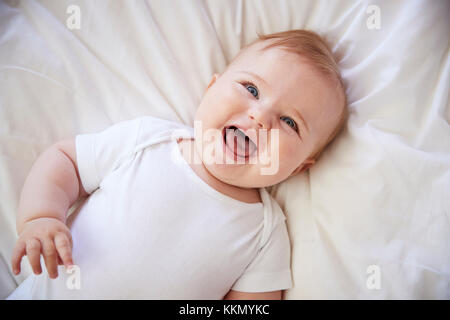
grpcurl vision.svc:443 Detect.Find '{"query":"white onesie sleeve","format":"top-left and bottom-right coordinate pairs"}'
top-left (231, 217), bottom-right (293, 293)
top-left (75, 117), bottom-right (143, 194)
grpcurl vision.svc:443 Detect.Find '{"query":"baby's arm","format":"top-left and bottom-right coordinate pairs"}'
top-left (223, 290), bottom-right (281, 300)
top-left (11, 139), bottom-right (88, 278)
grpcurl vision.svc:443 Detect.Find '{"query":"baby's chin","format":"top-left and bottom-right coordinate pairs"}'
top-left (203, 160), bottom-right (284, 189)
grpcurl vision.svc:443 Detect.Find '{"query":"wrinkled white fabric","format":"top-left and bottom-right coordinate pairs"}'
top-left (1, 0), bottom-right (449, 299)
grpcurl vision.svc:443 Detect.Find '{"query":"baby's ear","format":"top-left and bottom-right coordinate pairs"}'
top-left (207, 73), bottom-right (219, 89)
top-left (291, 158), bottom-right (315, 176)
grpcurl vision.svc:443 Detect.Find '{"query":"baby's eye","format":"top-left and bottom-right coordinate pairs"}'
top-left (242, 82), bottom-right (259, 99)
top-left (280, 116), bottom-right (298, 131)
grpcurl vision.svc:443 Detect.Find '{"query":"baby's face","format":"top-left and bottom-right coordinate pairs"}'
top-left (193, 41), bottom-right (343, 188)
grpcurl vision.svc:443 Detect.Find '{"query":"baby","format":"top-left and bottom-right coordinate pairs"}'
top-left (8, 29), bottom-right (347, 299)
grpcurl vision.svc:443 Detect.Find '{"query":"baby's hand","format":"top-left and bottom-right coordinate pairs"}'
top-left (11, 217), bottom-right (74, 279)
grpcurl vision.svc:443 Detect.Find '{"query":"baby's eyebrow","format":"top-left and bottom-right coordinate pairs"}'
top-left (239, 70), bottom-right (269, 88)
top-left (291, 107), bottom-right (309, 133)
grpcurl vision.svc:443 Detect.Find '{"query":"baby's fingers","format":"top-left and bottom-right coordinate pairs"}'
top-left (26, 238), bottom-right (42, 275)
top-left (54, 232), bottom-right (73, 267)
top-left (42, 238), bottom-right (58, 279)
top-left (11, 240), bottom-right (26, 275)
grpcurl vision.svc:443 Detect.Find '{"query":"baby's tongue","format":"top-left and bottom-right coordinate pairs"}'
top-left (226, 128), bottom-right (257, 157)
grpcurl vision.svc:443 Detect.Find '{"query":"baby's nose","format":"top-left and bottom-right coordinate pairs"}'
top-left (248, 108), bottom-right (272, 129)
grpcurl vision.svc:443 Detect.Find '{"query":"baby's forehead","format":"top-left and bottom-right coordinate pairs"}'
top-left (231, 48), bottom-right (322, 84)
top-left (228, 40), bottom-right (343, 96)
top-left (248, 45), bottom-right (342, 93)
top-left (233, 41), bottom-right (287, 63)
top-left (230, 43), bottom-right (315, 77)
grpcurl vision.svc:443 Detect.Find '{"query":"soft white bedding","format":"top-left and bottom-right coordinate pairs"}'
top-left (0, 0), bottom-right (449, 299)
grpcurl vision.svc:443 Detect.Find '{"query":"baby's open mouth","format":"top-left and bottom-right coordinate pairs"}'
top-left (223, 126), bottom-right (257, 159)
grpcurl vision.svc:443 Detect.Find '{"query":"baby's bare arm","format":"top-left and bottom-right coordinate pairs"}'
top-left (16, 139), bottom-right (87, 234)
top-left (12, 139), bottom-right (88, 278)
top-left (223, 290), bottom-right (281, 300)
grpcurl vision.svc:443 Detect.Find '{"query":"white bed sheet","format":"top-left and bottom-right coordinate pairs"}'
top-left (0, 0), bottom-right (449, 299)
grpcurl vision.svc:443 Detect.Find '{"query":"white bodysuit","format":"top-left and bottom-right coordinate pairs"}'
top-left (8, 116), bottom-right (292, 299)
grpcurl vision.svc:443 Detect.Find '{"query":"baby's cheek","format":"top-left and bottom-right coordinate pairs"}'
top-left (220, 83), bottom-right (245, 105)
top-left (279, 143), bottom-right (302, 166)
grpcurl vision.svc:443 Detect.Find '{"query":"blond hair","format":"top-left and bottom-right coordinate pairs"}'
top-left (237, 29), bottom-right (348, 161)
